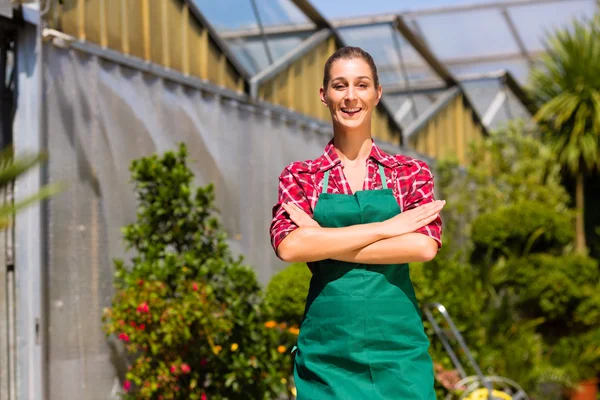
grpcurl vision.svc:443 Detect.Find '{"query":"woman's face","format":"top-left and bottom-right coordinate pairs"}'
top-left (320, 57), bottom-right (382, 132)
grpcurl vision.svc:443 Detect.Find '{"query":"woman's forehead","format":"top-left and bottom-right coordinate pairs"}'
top-left (329, 58), bottom-right (373, 79)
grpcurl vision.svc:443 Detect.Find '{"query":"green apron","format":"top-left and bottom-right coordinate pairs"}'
top-left (293, 164), bottom-right (435, 399)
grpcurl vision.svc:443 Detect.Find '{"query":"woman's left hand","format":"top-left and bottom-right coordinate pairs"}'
top-left (282, 203), bottom-right (320, 228)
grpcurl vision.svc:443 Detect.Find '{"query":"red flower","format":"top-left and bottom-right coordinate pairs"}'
top-left (130, 321), bottom-right (136, 328)
top-left (137, 279), bottom-right (144, 286)
top-left (136, 302), bottom-right (149, 313)
top-left (192, 282), bottom-right (199, 291)
top-left (180, 363), bottom-right (191, 374)
top-left (170, 365), bottom-right (178, 374)
top-left (118, 320), bottom-right (125, 326)
top-left (137, 323), bottom-right (146, 331)
top-left (200, 358), bottom-right (208, 367)
top-left (123, 380), bottom-right (131, 392)
top-left (118, 333), bottom-right (130, 342)
top-left (201, 393), bottom-right (207, 400)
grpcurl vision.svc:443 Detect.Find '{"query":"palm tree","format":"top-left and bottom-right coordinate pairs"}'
top-left (529, 15), bottom-right (600, 254)
top-left (0, 148), bottom-right (62, 229)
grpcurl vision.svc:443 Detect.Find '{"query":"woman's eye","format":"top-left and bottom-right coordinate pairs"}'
top-left (335, 85), bottom-right (345, 90)
top-left (359, 84), bottom-right (368, 88)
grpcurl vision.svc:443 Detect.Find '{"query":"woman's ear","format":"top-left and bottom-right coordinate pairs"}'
top-left (319, 87), bottom-right (328, 107)
top-left (375, 85), bottom-right (383, 105)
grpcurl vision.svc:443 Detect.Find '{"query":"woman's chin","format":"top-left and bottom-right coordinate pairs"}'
top-left (335, 118), bottom-right (367, 131)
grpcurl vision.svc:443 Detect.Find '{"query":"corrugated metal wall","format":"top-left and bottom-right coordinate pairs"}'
top-left (409, 93), bottom-right (483, 165)
top-left (46, 0), bottom-right (245, 92)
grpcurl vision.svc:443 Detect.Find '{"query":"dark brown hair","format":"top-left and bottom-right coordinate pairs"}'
top-left (322, 46), bottom-right (380, 89)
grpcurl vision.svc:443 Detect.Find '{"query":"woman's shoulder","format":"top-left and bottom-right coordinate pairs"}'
top-left (394, 154), bottom-right (431, 170)
top-left (279, 156), bottom-right (324, 177)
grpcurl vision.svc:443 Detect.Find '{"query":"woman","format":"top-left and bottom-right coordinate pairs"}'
top-left (269, 46), bottom-right (444, 399)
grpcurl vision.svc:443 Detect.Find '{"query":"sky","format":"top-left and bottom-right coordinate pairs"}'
top-left (312, 0), bottom-right (498, 19)
top-left (195, 0), bottom-right (501, 31)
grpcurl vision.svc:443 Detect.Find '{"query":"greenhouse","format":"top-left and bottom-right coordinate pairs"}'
top-left (0, 0), bottom-right (598, 399)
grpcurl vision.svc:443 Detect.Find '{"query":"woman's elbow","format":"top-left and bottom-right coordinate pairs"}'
top-left (418, 238), bottom-right (439, 262)
top-left (276, 235), bottom-right (301, 262)
top-left (276, 243), bottom-right (296, 262)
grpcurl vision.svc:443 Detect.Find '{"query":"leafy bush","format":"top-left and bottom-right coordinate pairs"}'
top-left (265, 263), bottom-right (311, 327)
top-left (416, 122), bottom-right (600, 397)
top-left (102, 144), bottom-right (292, 399)
top-left (509, 254), bottom-right (599, 326)
top-left (471, 201), bottom-right (573, 258)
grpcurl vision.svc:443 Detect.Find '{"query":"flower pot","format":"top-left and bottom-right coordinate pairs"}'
top-left (570, 378), bottom-right (598, 400)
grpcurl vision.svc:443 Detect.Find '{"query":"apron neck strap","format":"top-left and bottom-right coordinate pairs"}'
top-left (322, 170), bottom-right (330, 194)
top-left (323, 164), bottom-right (387, 193)
top-left (378, 164), bottom-right (388, 189)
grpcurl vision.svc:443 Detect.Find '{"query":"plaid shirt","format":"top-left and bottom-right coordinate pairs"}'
top-left (270, 139), bottom-right (442, 253)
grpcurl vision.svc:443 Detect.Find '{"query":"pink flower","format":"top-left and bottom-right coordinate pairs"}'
top-left (137, 323), bottom-right (146, 331)
top-left (200, 358), bottom-right (208, 367)
top-left (201, 393), bottom-right (207, 400)
top-left (136, 302), bottom-right (149, 313)
top-left (192, 282), bottom-right (199, 291)
top-left (180, 363), bottom-right (191, 374)
top-left (170, 365), bottom-right (178, 374)
top-left (123, 380), bottom-right (131, 392)
top-left (118, 333), bottom-right (130, 342)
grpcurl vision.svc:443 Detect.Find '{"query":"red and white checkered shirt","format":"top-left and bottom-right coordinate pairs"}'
top-left (270, 139), bottom-right (442, 253)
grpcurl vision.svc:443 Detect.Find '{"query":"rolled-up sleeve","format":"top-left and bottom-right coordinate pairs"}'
top-left (403, 160), bottom-right (442, 248)
top-left (269, 166), bottom-right (312, 252)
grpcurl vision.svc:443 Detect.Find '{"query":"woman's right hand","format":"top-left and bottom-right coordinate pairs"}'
top-left (379, 200), bottom-right (445, 238)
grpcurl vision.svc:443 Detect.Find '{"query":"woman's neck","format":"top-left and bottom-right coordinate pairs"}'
top-left (332, 130), bottom-right (372, 167)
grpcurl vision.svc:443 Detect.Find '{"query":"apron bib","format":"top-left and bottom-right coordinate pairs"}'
top-left (293, 164), bottom-right (435, 400)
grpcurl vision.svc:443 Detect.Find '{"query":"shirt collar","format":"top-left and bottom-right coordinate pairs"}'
top-left (319, 139), bottom-right (402, 172)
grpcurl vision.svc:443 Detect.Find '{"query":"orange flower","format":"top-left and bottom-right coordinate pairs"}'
top-left (277, 345), bottom-right (286, 353)
top-left (264, 321), bottom-right (277, 329)
top-left (230, 343), bottom-right (239, 352)
top-left (288, 327), bottom-right (300, 335)
top-left (212, 345), bottom-right (222, 355)
top-left (279, 322), bottom-right (288, 329)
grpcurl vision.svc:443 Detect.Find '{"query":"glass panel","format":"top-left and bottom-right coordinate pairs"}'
top-left (193, 0), bottom-right (313, 32)
top-left (226, 33), bottom-right (310, 75)
top-left (192, 0), bottom-right (257, 31)
top-left (384, 93), bottom-right (438, 128)
top-left (449, 59), bottom-right (531, 85)
top-left (508, 0), bottom-right (596, 52)
top-left (461, 79), bottom-right (503, 119)
top-left (254, 0), bottom-right (312, 27)
top-left (412, 9), bottom-right (521, 59)
top-left (338, 24), bottom-right (444, 87)
top-left (490, 89), bottom-right (532, 129)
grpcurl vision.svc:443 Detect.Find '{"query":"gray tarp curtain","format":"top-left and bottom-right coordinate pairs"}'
top-left (39, 42), bottom-right (428, 398)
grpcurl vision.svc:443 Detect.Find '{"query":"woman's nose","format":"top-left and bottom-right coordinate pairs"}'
top-left (345, 86), bottom-right (357, 101)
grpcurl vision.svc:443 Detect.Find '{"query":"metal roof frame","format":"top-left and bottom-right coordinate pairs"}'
top-left (249, 28), bottom-right (332, 98)
top-left (184, 0), bottom-right (253, 84)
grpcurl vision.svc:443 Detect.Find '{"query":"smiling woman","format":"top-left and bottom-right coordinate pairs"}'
top-left (269, 46), bottom-right (445, 400)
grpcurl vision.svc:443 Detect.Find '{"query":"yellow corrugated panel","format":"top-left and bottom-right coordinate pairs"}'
top-left (46, 0), bottom-right (244, 93)
top-left (410, 93), bottom-right (484, 164)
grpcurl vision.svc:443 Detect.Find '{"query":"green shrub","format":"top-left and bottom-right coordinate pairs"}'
top-left (265, 262), bottom-right (311, 327)
top-left (103, 144), bottom-right (292, 399)
top-left (471, 201), bottom-right (573, 258)
top-left (509, 254), bottom-right (599, 325)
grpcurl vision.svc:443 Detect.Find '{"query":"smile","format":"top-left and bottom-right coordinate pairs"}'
top-left (341, 108), bottom-right (362, 116)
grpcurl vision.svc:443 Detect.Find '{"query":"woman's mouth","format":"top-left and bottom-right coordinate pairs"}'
top-left (341, 107), bottom-right (362, 117)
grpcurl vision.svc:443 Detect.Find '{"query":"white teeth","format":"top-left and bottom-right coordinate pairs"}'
top-left (342, 108), bottom-right (360, 112)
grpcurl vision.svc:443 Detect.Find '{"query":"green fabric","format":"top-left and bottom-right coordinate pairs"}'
top-left (293, 164), bottom-right (435, 399)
